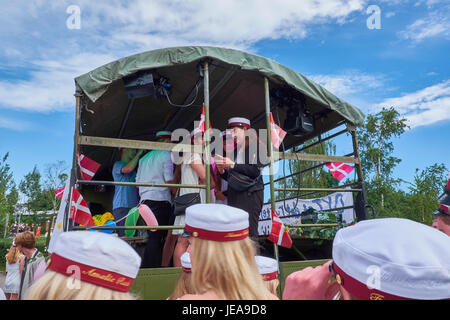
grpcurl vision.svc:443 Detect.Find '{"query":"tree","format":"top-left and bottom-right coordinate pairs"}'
top-left (43, 160), bottom-right (68, 214)
top-left (275, 137), bottom-right (340, 202)
top-left (19, 166), bottom-right (53, 224)
top-left (0, 153), bottom-right (18, 237)
top-left (357, 107), bottom-right (409, 217)
top-left (402, 163), bottom-right (448, 224)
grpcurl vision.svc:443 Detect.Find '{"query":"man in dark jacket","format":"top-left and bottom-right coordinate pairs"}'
top-left (215, 117), bottom-right (268, 240)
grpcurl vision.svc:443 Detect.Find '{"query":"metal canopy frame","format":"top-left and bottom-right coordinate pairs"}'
top-left (60, 58), bottom-right (369, 280)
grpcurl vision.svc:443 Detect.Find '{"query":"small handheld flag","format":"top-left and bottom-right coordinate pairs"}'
top-left (198, 103), bottom-right (212, 134)
top-left (326, 162), bottom-right (354, 181)
top-left (268, 209), bottom-right (292, 248)
top-left (54, 186), bottom-right (65, 199)
top-left (77, 152), bottom-right (101, 180)
top-left (269, 112), bottom-right (287, 149)
top-left (70, 188), bottom-right (95, 226)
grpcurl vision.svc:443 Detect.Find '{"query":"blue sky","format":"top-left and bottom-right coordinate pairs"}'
top-left (0, 0), bottom-right (449, 201)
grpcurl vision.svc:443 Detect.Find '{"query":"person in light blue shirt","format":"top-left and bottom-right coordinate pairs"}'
top-left (112, 148), bottom-right (143, 237)
top-left (136, 131), bottom-right (177, 268)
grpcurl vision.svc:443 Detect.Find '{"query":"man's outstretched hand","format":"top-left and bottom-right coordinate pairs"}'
top-left (282, 260), bottom-right (341, 300)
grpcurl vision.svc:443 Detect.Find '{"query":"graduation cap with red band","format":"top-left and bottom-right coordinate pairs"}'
top-left (185, 203), bottom-right (249, 242)
top-left (47, 231), bottom-right (141, 293)
top-left (331, 218), bottom-right (450, 300)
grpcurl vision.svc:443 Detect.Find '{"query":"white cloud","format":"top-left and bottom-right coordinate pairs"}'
top-left (385, 12), bottom-right (396, 18)
top-left (398, 8), bottom-right (450, 42)
top-left (307, 71), bottom-right (384, 97)
top-left (0, 115), bottom-right (32, 131)
top-left (373, 80), bottom-right (450, 128)
top-left (0, 0), bottom-right (369, 113)
top-left (0, 53), bottom-right (116, 112)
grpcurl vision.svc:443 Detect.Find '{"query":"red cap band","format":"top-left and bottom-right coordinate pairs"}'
top-left (333, 263), bottom-right (410, 300)
top-left (440, 204), bottom-right (449, 214)
top-left (261, 271), bottom-right (278, 281)
top-left (228, 122), bottom-right (250, 129)
top-left (48, 253), bottom-right (134, 292)
top-left (185, 225), bottom-right (249, 241)
top-left (182, 267), bottom-right (192, 273)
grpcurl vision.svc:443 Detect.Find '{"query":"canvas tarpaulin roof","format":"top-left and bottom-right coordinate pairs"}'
top-left (73, 46), bottom-right (365, 180)
top-left (75, 46), bottom-right (364, 127)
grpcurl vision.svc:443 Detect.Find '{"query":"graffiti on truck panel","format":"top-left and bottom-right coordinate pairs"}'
top-left (257, 188), bottom-right (354, 236)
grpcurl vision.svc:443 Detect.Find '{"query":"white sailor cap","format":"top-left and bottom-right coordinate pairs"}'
top-left (48, 231), bottom-right (141, 292)
top-left (180, 252), bottom-right (192, 273)
top-left (228, 117), bottom-right (251, 129)
top-left (156, 131), bottom-right (172, 139)
top-left (255, 256), bottom-right (278, 281)
top-left (185, 204), bottom-right (249, 241)
top-left (331, 218), bottom-right (450, 300)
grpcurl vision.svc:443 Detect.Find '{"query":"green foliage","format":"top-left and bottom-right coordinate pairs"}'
top-left (0, 153), bottom-right (19, 237)
top-left (291, 208), bottom-right (344, 241)
top-left (18, 166), bottom-right (53, 224)
top-left (401, 163), bottom-right (448, 224)
top-left (276, 137), bottom-right (340, 201)
top-left (357, 107), bottom-right (410, 215)
top-left (358, 107), bottom-right (409, 180)
top-left (357, 107), bottom-right (446, 223)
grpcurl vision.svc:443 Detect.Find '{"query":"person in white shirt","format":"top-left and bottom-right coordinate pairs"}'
top-left (136, 131), bottom-right (177, 268)
top-left (172, 128), bottom-right (214, 267)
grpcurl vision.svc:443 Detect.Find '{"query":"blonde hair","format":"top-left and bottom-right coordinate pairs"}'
top-left (167, 271), bottom-right (195, 300)
top-left (263, 279), bottom-right (280, 296)
top-left (25, 270), bottom-right (137, 300)
top-left (6, 246), bottom-right (20, 264)
top-left (190, 237), bottom-right (275, 300)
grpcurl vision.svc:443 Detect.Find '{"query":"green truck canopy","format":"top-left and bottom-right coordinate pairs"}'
top-left (74, 46), bottom-right (364, 170)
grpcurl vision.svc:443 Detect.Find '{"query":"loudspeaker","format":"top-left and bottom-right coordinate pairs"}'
top-left (284, 105), bottom-right (314, 137)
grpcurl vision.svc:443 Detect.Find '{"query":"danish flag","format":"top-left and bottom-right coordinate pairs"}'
top-left (326, 162), bottom-right (354, 181)
top-left (268, 209), bottom-right (292, 248)
top-left (77, 152), bottom-right (101, 180)
top-left (70, 188), bottom-right (95, 226)
top-left (269, 113), bottom-right (287, 149)
top-left (198, 103), bottom-right (212, 133)
top-left (54, 186), bottom-right (65, 199)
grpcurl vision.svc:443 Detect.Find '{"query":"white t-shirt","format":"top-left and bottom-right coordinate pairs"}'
top-left (136, 150), bottom-right (174, 203)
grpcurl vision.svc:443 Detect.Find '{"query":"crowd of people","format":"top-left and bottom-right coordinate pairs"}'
top-left (1, 115), bottom-right (449, 301)
top-left (112, 117), bottom-right (265, 268)
top-left (1, 199), bottom-right (449, 301)
top-left (8, 222), bottom-right (41, 238)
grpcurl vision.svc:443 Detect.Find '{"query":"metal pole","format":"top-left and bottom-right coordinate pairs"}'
top-left (203, 61), bottom-right (211, 203)
top-left (348, 125), bottom-right (369, 221)
top-left (264, 77), bottom-right (281, 274)
top-left (77, 180), bottom-right (207, 189)
top-left (64, 92), bottom-right (81, 231)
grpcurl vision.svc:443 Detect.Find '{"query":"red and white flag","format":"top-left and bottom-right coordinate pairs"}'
top-left (198, 103), bottom-right (212, 133)
top-left (269, 112), bottom-right (287, 149)
top-left (70, 188), bottom-right (95, 226)
top-left (326, 162), bottom-right (354, 181)
top-left (77, 152), bottom-right (101, 180)
top-left (54, 186), bottom-right (65, 199)
top-left (268, 209), bottom-right (292, 248)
